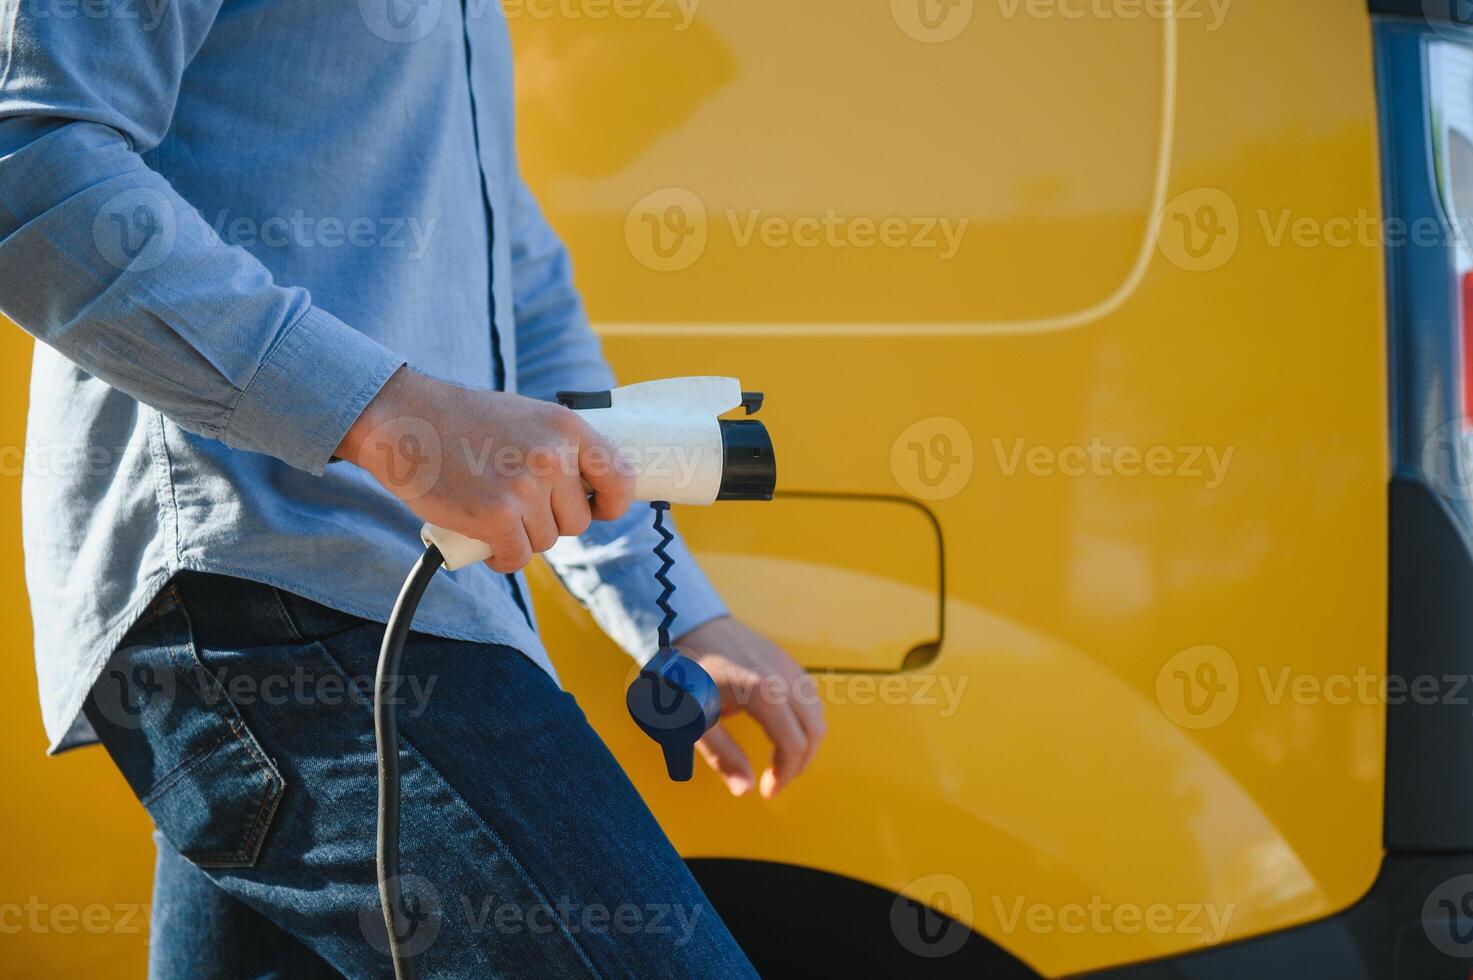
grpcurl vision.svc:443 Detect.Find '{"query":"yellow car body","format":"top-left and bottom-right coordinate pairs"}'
top-left (514, 0), bottom-right (1390, 975)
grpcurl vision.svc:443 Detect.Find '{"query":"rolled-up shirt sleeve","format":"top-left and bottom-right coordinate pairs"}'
top-left (509, 176), bottom-right (729, 659)
top-left (0, 6), bottom-right (404, 476)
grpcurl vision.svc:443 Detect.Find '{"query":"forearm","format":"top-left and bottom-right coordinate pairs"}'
top-left (0, 120), bottom-right (403, 474)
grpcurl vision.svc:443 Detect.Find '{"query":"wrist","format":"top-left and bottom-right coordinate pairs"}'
top-left (335, 365), bottom-right (419, 470)
top-left (674, 614), bottom-right (734, 648)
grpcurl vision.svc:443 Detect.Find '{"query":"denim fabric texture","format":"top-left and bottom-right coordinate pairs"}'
top-left (86, 571), bottom-right (756, 979)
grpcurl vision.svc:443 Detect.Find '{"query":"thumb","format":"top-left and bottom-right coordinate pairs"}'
top-left (696, 725), bottom-right (754, 797)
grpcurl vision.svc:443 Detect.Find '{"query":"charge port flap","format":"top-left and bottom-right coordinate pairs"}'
top-left (674, 494), bottom-right (943, 673)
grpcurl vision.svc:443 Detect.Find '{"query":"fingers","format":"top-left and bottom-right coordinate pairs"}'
top-left (789, 672), bottom-right (827, 773)
top-left (480, 502), bottom-right (563, 572)
top-left (481, 517), bottom-right (532, 574)
top-left (523, 422), bottom-right (595, 545)
top-left (747, 698), bottom-right (809, 799)
top-left (576, 423), bottom-right (633, 521)
top-left (522, 506), bottom-right (559, 555)
top-left (549, 476), bottom-right (593, 538)
top-left (677, 618), bottom-right (828, 798)
top-left (696, 726), bottom-right (754, 797)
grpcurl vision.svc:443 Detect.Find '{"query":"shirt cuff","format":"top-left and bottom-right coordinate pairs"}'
top-left (224, 305), bottom-right (405, 476)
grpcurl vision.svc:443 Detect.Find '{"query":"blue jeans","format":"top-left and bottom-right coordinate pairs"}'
top-left (83, 571), bottom-right (756, 979)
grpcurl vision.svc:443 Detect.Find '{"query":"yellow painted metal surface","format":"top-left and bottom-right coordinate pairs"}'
top-left (517, 0), bottom-right (1389, 974)
top-left (673, 495), bottom-right (941, 672)
top-left (0, 338), bottom-right (156, 979)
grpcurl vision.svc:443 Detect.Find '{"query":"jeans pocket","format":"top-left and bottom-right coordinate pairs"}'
top-left (272, 586), bottom-right (371, 644)
top-left (86, 586), bottom-right (286, 869)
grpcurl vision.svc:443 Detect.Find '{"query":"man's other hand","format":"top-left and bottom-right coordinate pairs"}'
top-left (677, 617), bottom-right (826, 799)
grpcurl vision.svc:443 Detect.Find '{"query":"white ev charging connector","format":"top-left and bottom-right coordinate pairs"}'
top-left (421, 376), bottom-right (774, 569)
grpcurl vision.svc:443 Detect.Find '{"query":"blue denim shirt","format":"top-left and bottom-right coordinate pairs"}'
top-left (0, 1), bottom-right (726, 751)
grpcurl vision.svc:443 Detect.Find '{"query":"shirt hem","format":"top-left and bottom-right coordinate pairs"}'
top-left (46, 565), bottom-right (175, 755)
top-left (45, 558), bottom-right (554, 755)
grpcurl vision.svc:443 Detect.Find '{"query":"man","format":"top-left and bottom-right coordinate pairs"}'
top-left (0, 1), bottom-right (824, 975)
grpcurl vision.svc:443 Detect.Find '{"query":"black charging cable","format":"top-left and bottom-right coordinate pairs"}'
top-left (371, 504), bottom-right (713, 977)
top-left (374, 542), bottom-right (442, 980)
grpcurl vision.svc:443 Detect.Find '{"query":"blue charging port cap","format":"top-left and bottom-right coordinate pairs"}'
top-left (625, 646), bottom-right (722, 781)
